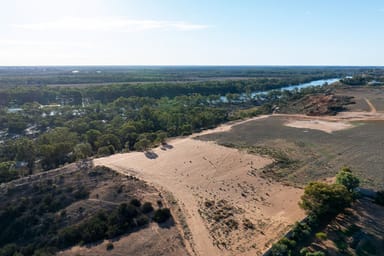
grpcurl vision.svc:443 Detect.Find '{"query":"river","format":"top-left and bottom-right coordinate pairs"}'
top-left (220, 78), bottom-right (340, 102)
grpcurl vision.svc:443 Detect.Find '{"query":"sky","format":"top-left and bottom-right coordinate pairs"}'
top-left (0, 0), bottom-right (383, 66)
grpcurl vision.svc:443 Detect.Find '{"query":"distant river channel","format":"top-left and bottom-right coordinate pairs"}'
top-left (221, 77), bottom-right (340, 102)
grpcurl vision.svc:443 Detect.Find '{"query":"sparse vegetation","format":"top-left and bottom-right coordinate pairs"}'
top-left (0, 164), bottom-right (169, 255)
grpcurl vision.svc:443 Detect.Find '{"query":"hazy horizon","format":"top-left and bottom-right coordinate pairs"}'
top-left (1, 0), bottom-right (384, 66)
top-left (1, 65), bottom-right (383, 68)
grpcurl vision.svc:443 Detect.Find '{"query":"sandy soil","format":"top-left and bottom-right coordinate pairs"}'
top-left (282, 98), bottom-right (384, 133)
top-left (94, 137), bottom-right (305, 256)
top-left (59, 223), bottom-right (188, 256)
top-left (284, 119), bottom-right (353, 133)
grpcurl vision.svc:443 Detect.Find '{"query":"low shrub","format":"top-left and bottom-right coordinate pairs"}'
top-left (141, 202), bottom-right (154, 213)
top-left (153, 208), bottom-right (171, 223)
top-left (106, 242), bottom-right (114, 251)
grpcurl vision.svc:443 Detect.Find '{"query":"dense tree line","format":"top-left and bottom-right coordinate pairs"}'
top-left (0, 94), bottom-right (231, 177)
top-left (0, 75), bottom-right (339, 107)
top-left (0, 66), bottom-right (368, 87)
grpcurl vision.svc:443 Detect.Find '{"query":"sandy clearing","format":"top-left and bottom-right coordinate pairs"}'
top-left (277, 101), bottom-right (384, 133)
top-left (94, 138), bottom-right (305, 256)
top-left (284, 119), bottom-right (354, 133)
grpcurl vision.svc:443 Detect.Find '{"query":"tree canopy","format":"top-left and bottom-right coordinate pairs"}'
top-left (335, 167), bottom-right (360, 192)
top-left (300, 182), bottom-right (352, 217)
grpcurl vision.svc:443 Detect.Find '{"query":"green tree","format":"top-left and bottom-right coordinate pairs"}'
top-left (0, 161), bottom-right (18, 183)
top-left (97, 146), bottom-right (113, 156)
top-left (73, 143), bottom-right (93, 160)
top-left (134, 138), bottom-right (151, 152)
top-left (96, 134), bottom-right (121, 151)
top-left (15, 138), bottom-right (36, 174)
top-left (85, 129), bottom-right (102, 149)
top-left (300, 182), bottom-right (352, 217)
top-left (153, 208), bottom-right (171, 223)
top-left (119, 123), bottom-right (138, 149)
top-left (315, 232), bottom-right (327, 242)
top-left (156, 131), bottom-right (167, 144)
top-left (336, 167), bottom-right (360, 192)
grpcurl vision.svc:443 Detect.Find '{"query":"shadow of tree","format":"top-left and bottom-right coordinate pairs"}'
top-left (144, 151), bottom-right (158, 159)
top-left (158, 216), bottom-right (176, 229)
top-left (160, 143), bottom-right (174, 151)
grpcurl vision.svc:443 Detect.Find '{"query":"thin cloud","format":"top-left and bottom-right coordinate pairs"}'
top-left (14, 17), bottom-right (210, 32)
top-left (0, 39), bottom-right (90, 47)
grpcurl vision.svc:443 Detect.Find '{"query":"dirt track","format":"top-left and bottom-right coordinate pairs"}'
top-left (364, 97), bottom-right (377, 113)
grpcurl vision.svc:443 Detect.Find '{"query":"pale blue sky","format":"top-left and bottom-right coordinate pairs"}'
top-left (1, 0), bottom-right (383, 65)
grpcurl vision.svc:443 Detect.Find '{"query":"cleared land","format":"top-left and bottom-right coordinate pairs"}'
top-left (94, 137), bottom-right (305, 256)
top-left (198, 87), bottom-right (384, 189)
top-left (334, 86), bottom-right (384, 112)
top-left (284, 119), bottom-right (353, 133)
top-left (199, 116), bottom-right (384, 189)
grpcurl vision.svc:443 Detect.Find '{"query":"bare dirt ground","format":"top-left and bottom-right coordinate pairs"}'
top-left (94, 137), bottom-right (305, 256)
top-left (59, 222), bottom-right (187, 256)
top-left (334, 86), bottom-right (384, 112)
top-left (282, 96), bottom-right (384, 133)
top-left (284, 119), bottom-right (353, 133)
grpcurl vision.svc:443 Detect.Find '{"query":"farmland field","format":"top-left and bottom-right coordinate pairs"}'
top-left (198, 87), bottom-right (384, 190)
top-left (198, 116), bottom-right (384, 189)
